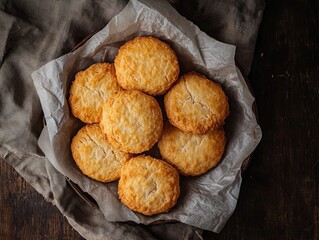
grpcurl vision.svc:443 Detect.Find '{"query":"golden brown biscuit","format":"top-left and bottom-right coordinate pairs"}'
top-left (101, 90), bottom-right (163, 154)
top-left (71, 124), bottom-right (132, 182)
top-left (164, 71), bottom-right (229, 134)
top-left (69, 63), bottom-right (121, 123)
top-left (118, 155), bottom-right (180, 216)
top-left (158, 122), bottom-right (226, 176)
top-left (114, 36), bottom-right (180, 96)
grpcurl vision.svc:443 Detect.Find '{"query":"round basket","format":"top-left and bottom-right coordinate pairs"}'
top-left (67, 34), bottom-right (259, 211)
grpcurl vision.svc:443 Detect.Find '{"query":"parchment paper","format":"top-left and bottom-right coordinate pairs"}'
top-left (32, 0), bottom-right (262, 232)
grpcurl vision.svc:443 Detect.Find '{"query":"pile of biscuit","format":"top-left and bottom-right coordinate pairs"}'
top-left (69, 36), bottom-right (229, 216)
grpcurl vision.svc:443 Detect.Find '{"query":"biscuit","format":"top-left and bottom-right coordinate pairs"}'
top-left (158, 122), bottom-right (226, 176)
top-left (164, 71), bottom-right (229, 134)
top-left (71, 124), bottom-right (132, 182)
top-left (69, 63), bottom-right (121, 123)
top-left (118, 155), bottom-right (180, 216)
top-left (114, 36), bottom-right (180, 96)
top-left (101, 90), bottom-right (163, 154)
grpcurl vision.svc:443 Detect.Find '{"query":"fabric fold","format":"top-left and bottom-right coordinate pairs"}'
top-left (0, 0), bottom-right (264, 239)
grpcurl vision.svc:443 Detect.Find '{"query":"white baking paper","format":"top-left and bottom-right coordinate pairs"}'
top-left (32, 0), bottom-right (262, 232)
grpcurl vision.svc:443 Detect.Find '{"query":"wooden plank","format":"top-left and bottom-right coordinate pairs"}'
top-left (204, 0), bottom-right (319, 239)
top-left (0, 159), bottom-right (84, 240)
top-left (1, 0), bottom-right (318, 239)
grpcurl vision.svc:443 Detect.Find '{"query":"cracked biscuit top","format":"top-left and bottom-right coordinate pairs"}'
top-left (118, 155), bottom-right (180, 216)
top-left (158, 122), bottom-right (226, 176)
top-left (114, 36), bottom-right (180, 96)
top-left (69, 63), bottom-right (122, 123)
top-left (164, 71), bottom-right (229, 134)
top-left (71, 124), bottom-right (132, 182)
top-left (101, 90), bottom-right (163, 154)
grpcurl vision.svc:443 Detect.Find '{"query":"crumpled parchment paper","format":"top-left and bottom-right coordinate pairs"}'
top-left (32, 0), bottom-right (262, 232)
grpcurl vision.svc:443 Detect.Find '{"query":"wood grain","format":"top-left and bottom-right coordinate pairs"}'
top-left (0, 159), bottom-right (84, 239)
top-left (204, 0), bottom-right (319, 239)
top-left (1, 0), bottom-right (318, 239)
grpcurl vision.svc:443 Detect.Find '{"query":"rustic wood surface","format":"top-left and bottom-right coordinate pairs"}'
top-left (1, 0), bottom-right (318, 239)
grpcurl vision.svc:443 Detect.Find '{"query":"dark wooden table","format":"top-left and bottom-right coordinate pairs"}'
top-left (1, 0), bottom-right (318, 239)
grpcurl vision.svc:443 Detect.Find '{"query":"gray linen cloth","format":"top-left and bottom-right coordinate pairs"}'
top-left (0, 0), bottom-right (264, 239)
